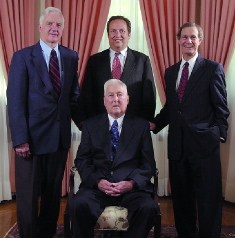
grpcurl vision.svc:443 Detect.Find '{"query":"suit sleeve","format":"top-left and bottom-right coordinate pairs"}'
top-left (70, 51), bottom-right (81, 127)
top-left (76, 57), bottom-right (94, 123)
top-left (142, 56), bottom-right (156, 120)
top-left (126, 122), bottom-right (156, 189)
top-left (210, 63), bottom-right (229, 141)
top-left (7, 52), bottom-right (29, 147)
top-left (74, 121), bottom-right (108, 188)
top-left (153, 69), bottom-right (170, 133)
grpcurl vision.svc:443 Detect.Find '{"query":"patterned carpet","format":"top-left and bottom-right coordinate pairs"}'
top-left (4, 223), bottom-right (235, 238)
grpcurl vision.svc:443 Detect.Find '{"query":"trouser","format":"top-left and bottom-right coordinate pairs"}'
top-left (15, 149), bottom-right (68, 238)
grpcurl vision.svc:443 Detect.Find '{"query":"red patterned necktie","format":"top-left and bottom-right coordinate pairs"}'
top-left (49, 49), bottom-right (61, 98)
top-left (112, 52), bottom-right (122, 79)
top-left (178, 62), bottom-right (189, 102)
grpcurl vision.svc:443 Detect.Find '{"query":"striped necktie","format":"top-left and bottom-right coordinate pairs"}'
top-left (178, 62), bottom-right (189, 102)
top-left (49, 49), bottom-right (61, 98)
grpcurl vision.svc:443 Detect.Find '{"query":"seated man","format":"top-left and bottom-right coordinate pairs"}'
top-left (71, 79), bottom-right (157, 238)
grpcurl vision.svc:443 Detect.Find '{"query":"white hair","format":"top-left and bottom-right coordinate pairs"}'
top-left (104, 79), bottom-right (128, 96)
top-left (39, 7), bottom-right (64, 26)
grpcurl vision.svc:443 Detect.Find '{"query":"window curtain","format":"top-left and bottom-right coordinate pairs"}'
top-left (200, 0), bottom-right (235, 202)
top-left (45, 0), bottom-right (111, 85)
top-left (223, 49), bottom-right (235, 202)
top-left (45, 0), bottom-right (111, 195)
top-left (200, 0), bottom-right (235, 71)
top-left (0, 39), bottom-right (11, 202)
top-left (139, 0), bottom-right (196, 196)
top-left (0, 0), bottom-right (36, 201)
top-left (140, 0), bottom-right (235, 200)
top-left (0, 0), bottom-right (36, 72)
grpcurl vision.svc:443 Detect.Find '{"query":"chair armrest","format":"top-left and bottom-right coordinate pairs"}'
top-left (69, 166), bottom-right (77, 193)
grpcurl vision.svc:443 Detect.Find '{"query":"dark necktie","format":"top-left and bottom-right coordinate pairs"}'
top-left (49, 49), bottom-right (61, 98)
top-left (112, 52), bottom-right (122, 79)
top-left (110, 120), bottom-right (119, 161)
top-left (178, 62), bottom-right (189, 102)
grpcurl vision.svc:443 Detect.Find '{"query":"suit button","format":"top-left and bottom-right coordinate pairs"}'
top-left (111, 171), bottom-right (113, 175)
top-left (178, 110), bottom-right (181, 114)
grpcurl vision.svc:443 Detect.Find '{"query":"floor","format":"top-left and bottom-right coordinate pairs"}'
top-left (0, 196), bottom-right (235, 237)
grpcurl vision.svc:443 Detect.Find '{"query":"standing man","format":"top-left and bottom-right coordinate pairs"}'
top-left (72, 79), bottom-right (157, 238)
top-left (7, 7), bottom-right (80, 238)
top-left (78, 15), bottom-right (156, 126)
top-left (151, 22), bottom-right (229, 238)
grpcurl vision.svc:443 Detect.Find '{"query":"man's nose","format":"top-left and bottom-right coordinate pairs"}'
top-left (185, 37), bottom-right (193, 43)
top-left (113, 94), bottom-right (119, 101)
top-left (51, 23), bottom-right (58, 30)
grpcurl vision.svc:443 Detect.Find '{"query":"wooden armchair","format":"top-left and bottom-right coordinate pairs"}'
top-left (64, 167), bottom-right (161, 238)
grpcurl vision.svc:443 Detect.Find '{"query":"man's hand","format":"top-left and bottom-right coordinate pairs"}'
top-left (98, 179), bottom-right (135, 197)
top-left (149, 122), bottom-right (156, 131)
top-left (15, 143), bottom-right (31, 158)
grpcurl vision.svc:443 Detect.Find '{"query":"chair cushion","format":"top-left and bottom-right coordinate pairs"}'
top-left (95, 206), bottom-right (129, 230)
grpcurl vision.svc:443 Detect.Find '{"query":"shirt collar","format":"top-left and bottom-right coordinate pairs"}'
top-left (40, 39), bottom-right (59, 56)
top-left (109, 47), bottom-right (127, 57)
top-left (108, 114), bottom-right (125, 129)
top-left (180, 52), bottom-right (198, 69)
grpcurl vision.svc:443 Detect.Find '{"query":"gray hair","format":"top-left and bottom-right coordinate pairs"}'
top-left (104, 79), bottom-right (128, 96)
top-left (39, 7), bottom-right (64, 26)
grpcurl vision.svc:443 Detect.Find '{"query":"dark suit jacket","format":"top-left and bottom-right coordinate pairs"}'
top-left (78, 48), bottom-right (156, 122)
top-left (154, 55), bottom-right (229, 160)
top-left (74, 114), bottom-right (156, 193)
top-left (7, 42), bottom-right (80, 155)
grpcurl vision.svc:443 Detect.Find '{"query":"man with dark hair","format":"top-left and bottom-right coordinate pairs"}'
top-left (150, 22), bottom-right (229, 238)
top-left (78, 15), bottom-right (156, 127)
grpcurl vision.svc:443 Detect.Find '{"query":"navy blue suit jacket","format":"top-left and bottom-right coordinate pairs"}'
top-left (78, 48), bottom-right (156, 122)
top-left (154, 56), bottom-right (229, 160)
top-left (75, 114), bottom-right (156, 193)
top-left (7, 42), bottom-right (80, 155)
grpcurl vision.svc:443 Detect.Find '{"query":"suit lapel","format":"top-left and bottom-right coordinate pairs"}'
top-left (95, 115), bottom-right (112, 160)
top-left (32, 42), bottom-right (54, 95)
top-left (168, 62), bottom-right (181, 102)
top-left (121, 48), bottom-right (135, 84)
top-left (58, 46), bottom-right (67, 93)
top-left (182, 56), bottom-right (205, 102)
top-left (113, 116), bottom-right (134, 166)
top-left (103, 49), bottom-right (113, 78)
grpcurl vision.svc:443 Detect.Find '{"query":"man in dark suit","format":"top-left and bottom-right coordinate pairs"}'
top-left (72, 79), bottom-right (157, 238)
top-left (78, 15), bottom-right (156, 126)
top-left (150, 22), bottom-right (229, 238)
top-left (7, 7), bottom-right (80, 238)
